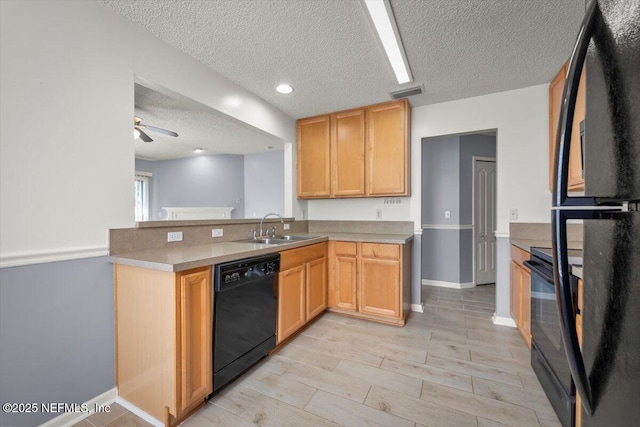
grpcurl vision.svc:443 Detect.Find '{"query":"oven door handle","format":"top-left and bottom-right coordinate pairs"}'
top-left (553, 209), bottom-right (593, 416)
top-left (523, 260), bottom-right (554, 283)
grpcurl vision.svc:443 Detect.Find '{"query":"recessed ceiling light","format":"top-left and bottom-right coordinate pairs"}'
top-left (276, 84), bottom-right (294, 94)
top-left (363, 0), bottom-right (412, 84)
top-left (193, 148), bottom-right (203, 153)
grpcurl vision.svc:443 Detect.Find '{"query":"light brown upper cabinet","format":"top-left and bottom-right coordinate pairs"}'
top-left (297, 99), bottom-right (410, 199)
top-left (549, 63), bottom-right (585, 192)
top-left (297, 115), bottom-right (331, 198)
top-left (366, 100), bottom-right (410, 196)
top-left (332, 109), bottom-right (366, 196)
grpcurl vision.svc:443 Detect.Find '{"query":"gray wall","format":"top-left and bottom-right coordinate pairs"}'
top-left (244, 150), bottom-right (285, 218)
top-left (0, 257), bottom-right (114, 426)
top-left (421, 135), bottom-right (460, 225)
top-left (135, 154), bottom-right (245, 219)
top-left (421, 134), bottom-right (496, 285)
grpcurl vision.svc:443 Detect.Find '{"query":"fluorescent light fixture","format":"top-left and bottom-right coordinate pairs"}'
top-left (193, 148), bottom-right (204, 153)
top-left (363, 0), bottom-right (412, 84)
top-left (276, 84), bottom-right (294, 94)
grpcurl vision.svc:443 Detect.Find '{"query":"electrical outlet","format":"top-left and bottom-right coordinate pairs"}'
top-left (284, 223), bottom-right (290, 230)
top-left (212, 228), bottom-right (223, 238)
top-left (167, 231), bottom-right (183, 242)
top-left (509, 208), bottom-right (518, 220)
top-left (376, 209), bottom-right (383, 219)
top-left (445, 210), bottom-right (451, 219)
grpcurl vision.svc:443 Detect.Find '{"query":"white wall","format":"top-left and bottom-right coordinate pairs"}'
top-left (409, 85), bottom-right (552, 234)
top-left (0, 0), bottom-right (295, 267)
top-left (244, 150), bottom-right (286, 218)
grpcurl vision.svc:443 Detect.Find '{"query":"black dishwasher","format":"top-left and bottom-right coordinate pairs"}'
top-left (212, 253), bottom-right (279, 393)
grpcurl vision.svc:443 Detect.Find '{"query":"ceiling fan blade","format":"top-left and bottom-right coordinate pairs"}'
top-left (137, 128), bottom-right (153, 143)
top-left (142, 124), bottom-right (178, 137)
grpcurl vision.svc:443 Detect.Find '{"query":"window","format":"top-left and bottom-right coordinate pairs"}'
top-left (135, 171), bottom-right (152, 221)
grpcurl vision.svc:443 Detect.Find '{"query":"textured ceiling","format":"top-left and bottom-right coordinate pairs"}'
top-left (134, 84), bottom-right (284, 160)
top-left (104, 0), bottom-right (587, 158)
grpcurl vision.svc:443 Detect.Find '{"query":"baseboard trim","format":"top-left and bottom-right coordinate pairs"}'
top-left (115, 396), bottom-right (163, 427)
top-left (39, 388), bottom-right (117, 427)
top-left (492, 314), bottom-right (517, 327)
top-left (411, 303), bottom-right (424, 313)
top-left (422, 279), bottom-right (475, 289)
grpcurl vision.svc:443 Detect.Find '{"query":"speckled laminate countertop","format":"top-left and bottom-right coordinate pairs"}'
top-left (510, 238), bottom-right (584, 279)
top-left (109, 232), bottom-right (413, 272)
top-left (510, 238), bottom-right (583, 252)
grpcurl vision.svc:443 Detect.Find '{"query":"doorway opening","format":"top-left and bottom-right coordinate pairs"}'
top-left (420, 130), bottom-right (497, 290)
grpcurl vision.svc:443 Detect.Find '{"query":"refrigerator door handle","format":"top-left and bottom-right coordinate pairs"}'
top-left (552, 209), bottom-right (594, 415)
top-left (552, 0), bottom-right (598, 208)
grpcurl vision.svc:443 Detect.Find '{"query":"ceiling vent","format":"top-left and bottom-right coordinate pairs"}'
top-left (389, 85), bottom-right (423, 99)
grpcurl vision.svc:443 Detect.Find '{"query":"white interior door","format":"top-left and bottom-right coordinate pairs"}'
top-left (474, 159), bottom-right (497, 285)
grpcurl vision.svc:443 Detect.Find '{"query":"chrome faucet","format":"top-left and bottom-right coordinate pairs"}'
top-left (259, 212), bottom-right (283, 237)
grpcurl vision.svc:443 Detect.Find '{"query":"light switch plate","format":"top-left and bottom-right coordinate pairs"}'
top-left (509, 208), bottom-right (518, 220)
top-left (284, 223), bottom-right (290, 230)
top-left (212, 228), bottom-right (223, 237)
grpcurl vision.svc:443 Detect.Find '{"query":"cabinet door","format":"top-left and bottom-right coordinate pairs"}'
top-left (521, 267), bottom-right (532, 349)
top-left (359, 256), bottom-right (401, 319)
top-left (306, 256), bottom-right (327, 320)
top-left (332, 109), bottom-right (365, 196)
top-left (277, 265), bottom-right (306, 344)
top-left (568, 68), bottom-right (586, 191)
top-left (297, 115), bottom-right (331, 198)
top-left (334, 254), bottom-right (358, 311)
top-left (510, 261), bottom-right (520, 324)
top-left (177, 267), bottom-right (212, 413)
top-left (366, 100), bottom-right (409, 196)
top-left (549, 63), bottom-right (567, 192)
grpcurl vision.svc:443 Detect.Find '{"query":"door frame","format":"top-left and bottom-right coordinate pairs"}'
top-left (472, 156), bottom-right (497, 286)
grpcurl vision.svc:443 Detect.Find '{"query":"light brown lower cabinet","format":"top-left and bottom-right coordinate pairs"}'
top-left (115, 264), bottom-right (212, 426)
top-left (510, 245), bottom-right (532, 348)
top-left (328, 241), bottom-right (411, 326)
top-left (277, 242), bottom-right (328, 344)
top-left (575, 278), bottom-right (584, 427)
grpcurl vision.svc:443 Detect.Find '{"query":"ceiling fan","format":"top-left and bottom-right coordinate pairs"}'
top-left (134, 116), bottom-right (178, 142)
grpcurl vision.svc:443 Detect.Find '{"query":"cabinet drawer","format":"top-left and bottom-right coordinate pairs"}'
top-left (334, 241), bottom-right (357, 256)
top-left (510, 245), bottom-right (530, 268)
top-left (280, 242), bottom-right (328, 271)
top-left (360, 243), bottom-right (400, 260)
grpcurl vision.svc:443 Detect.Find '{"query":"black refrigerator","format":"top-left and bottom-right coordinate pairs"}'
top-left (551, 0), bottom-right (639, 426)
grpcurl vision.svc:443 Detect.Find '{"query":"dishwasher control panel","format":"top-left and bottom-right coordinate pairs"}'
top-left (214, 254), bottom-right (280, 291)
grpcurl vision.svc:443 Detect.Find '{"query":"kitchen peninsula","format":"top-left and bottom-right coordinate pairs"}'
top-left (109, 219), bottom-right (413, 426)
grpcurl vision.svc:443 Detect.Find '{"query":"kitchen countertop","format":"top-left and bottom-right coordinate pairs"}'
top-left (510, 238), bottom-right (583, 252)
top-left (511, 238), bottom-right (584, 279)
top-left (109, 232), bottom-right (414, 272)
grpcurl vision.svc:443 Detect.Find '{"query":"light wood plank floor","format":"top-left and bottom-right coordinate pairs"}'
top-left (78, 285), bottom-right (561, 427)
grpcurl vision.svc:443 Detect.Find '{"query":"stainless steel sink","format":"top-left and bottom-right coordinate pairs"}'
top-left (273, 235), bottom-right (312, 241)
top-left (236, 235), bottom-right (313, 245)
